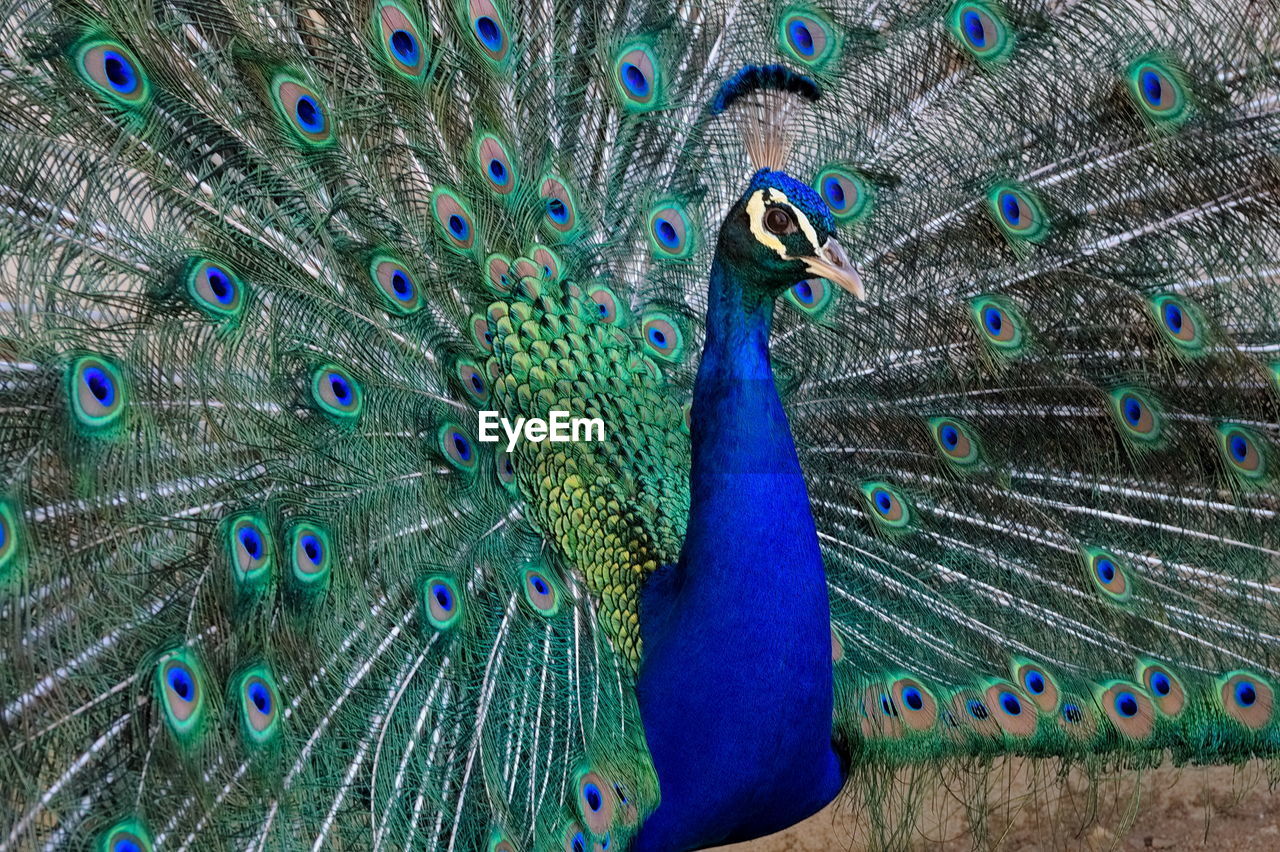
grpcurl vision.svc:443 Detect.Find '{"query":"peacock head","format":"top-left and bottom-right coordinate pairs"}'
top-left (719, 169), bottom-right (864, 300)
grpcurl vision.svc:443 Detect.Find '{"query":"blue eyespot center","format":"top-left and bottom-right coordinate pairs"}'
top-left (1235, 680), bottom-right (1257, 707)
top-left (295, 95), bottom-right (323, 132)
top-left (1061, 703), bottom-right (1082, 723)
top-left (940, 424), bottom-right (959, 449)
top-left (794, 280), bottom-right (815, 303)
top-left (572, 833), bottom-right (586, 852)
top-left (983, 306), bottom-right (1003, 336)
top-left (301, 534), bottom-right (322, 565)
top-left (962, 9), bottom-right (987, 47)
top-left (648, 327), bottom-right (667, 347)
top-left (903, 687), bottom-right (924, 711)
top-left (1151, 672), bottom-right (1171, 696)
top-left (873, 489), bottom-right (892, 515)
top-left (248, 681), bottom-right (271, 714)
top-left (329, 375), bottom-right (351, 405)
top-left (239, 528), bottom-right (263, 560)
top-left (488, 158), bottom-right (508, 184)
top-left (999, 192), bottom-right (1021, 225)
top-left (621, 62), bottom-right (650, 96)
top-left (432, 582), bottom-right (453, 611)
top-left (83, 367), bottom-right (115, 406)
top-left (448, 214), bottom-right (469, 240)
top-left (1229, 434), bottom-right (1248, 463)
top-left (547, 198), bottom-right (569, 224)
top-left (1141, 69), bottom-right (1162, 105)
top-left (390, 29), bottom-right (418, 63)
top-left (475, 16), bottom-right (503, 51)
top-left (102, 51), bottom-right (137, 93)
top-left (788, 20), bottom-right (815, 56)
top-left (1123, 398), bottom-right (1142, 426)
top-left (880, 693), bottom-right (898, 716)
top-left (999, 691), bottom-right (1021, 715)
top-left (168, 667), bottom-right (193, 701)
top-left (206, 267), bottom-right (233, 304)
top-left (391, 270), bottom-right (411, 297)
top-left (114, 840), bottom-right (142, 852)
top-left (584, 782), bottom-right (603, 811)
top-left (1095, 558), bottom-right (1116, 584)
top-left (1115, 691), bottom-right (1139, 718)
top-left (1163, 302), bottom-right (1183, 332)
top-left (823, 176), bottom-right (845, 207)
top-left (967, 699), bottom-right (989, 720)
top-left (1024, 671), bottom-right (1045, 694)
top-left (453, 433), bottom-right (471, 461)
top-left (470, 373), bottom-right (484, 393)
top-left (654, 218), bottom-right (679, 248)
top-left (530, 574), bottom-right (550, 596)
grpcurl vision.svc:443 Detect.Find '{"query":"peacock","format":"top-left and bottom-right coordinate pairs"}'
top-left (0, 0), bottom-right (1278, 847)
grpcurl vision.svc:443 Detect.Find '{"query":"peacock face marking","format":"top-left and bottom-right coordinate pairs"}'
top-left (725, 170), bottom-right (863, 298)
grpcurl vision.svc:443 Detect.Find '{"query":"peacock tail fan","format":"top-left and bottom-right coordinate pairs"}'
top-left (0, 0), bottom-right (1277, 848)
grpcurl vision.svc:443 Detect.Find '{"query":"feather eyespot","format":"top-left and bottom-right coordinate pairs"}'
top-left (1055, 694), bottom-right (1098, 739)
top-left (185, 259), bottom-right (245, 320)
top-left (1098, 680), bottom-right (1155, 738)
top-left (785, 278), bottom-right (835, 317)
top-left (271, 73), bottom-right (333, 146)
top-left (496, 449), bottom-right (517, 491)
top-left (987, 183), bottom-right (1048, 243)
top-left (432, 189), bottom-right (478, 251)
top-left (155, 651), bottom-right (207, 742)
top-left (438, 423), bottom-right (478, 472)
top-left (984, 682), bottom-right (1037, 736)
top-left (529, 245), bottom-right (563, 281)
top-left (576, 771), bottom-right (616, 834)
top-left (1109, 388), bottom-right (1162, 443)
top-left (476, 134), bottom-right (517, 195)
top-left (948, 1), bottom-right (1014, 63)
top-left (370, 255), bottom-right (422, 314)
top-left (486, 254), bottom-right (514, 294)
top-left (227, 513), bottom-right (272, 593)
top-left (1012, 660), bottom-right (1059, 713)
top-left (970, 295), bottom-right (1026, 354)
top-left (928, 417), bottom-right (981, 466)
top-left (614, 44), bottom-right (660, 110)
top-left (456, 358), bottom-right (489, 403)
top-left (233, 665), bottom-right (281, 745)
top-left (74, 38), bottom-right (151, 106)
top-left (1219, 671), bottom-right (1273, 730)
top-left (101, 821), bottom-right (153, 852)
top-left (778, 7), bottom-right (838, 68)
top-left (422, 575), bottom-right (463, 629)
top-left (648, 203), bottom-right (694, 258)
top-left (1149, 294), bottom-right (1204, 352)
top-left (70, 355), bottom-right (127, 432)
top-left (814, 167), bottom-right (872, 222)
top-left (540, 175), bottom-right (578, 235)
top-left (891, 678), bottom-right (937, 731)
top-left (467, 0), bottom-right (510, 64)
top-left (375, 1), bottom-right (427, 78)
top-left (471, 315), bottom-right (495, 353)
top-left (860, 481), bottom-right (912, 530)
top-left (639, 311), bottom-right (684, 362)
top-left (1128, 57), bottom-right (1190, 126)
top-left (1082, 547), bottom-right (1133, 604)
top-left (523, 566), bottom-right (559, 615)
top-left (1216, 423), bottom-right (1267, 480)
top-left (311, 365), bottom-right (363, 422)
top-left (288, 523), bottom-right (331, 584)
top-left (1137, 661), bottom-right (1186, 717)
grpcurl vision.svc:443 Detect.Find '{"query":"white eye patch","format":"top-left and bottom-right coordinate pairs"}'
top-left (745, 188), bottom-right (822, 260)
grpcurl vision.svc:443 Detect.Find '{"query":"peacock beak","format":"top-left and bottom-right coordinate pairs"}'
top-left (801, 238), bottom-right (864, 300)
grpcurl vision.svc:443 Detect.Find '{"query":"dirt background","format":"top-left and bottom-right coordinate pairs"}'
top-left (724, 761), bottom-right (1280, 851)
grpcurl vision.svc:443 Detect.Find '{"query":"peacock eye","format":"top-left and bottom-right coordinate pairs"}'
top-left (765, 207), bottom-right (792, 234)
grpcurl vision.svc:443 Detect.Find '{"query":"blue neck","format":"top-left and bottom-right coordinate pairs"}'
top-left (635, 257), bottom-right (843, 851)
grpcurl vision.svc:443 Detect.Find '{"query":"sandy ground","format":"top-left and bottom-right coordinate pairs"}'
top-left (724, 761), bottom-right (1280, 851)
